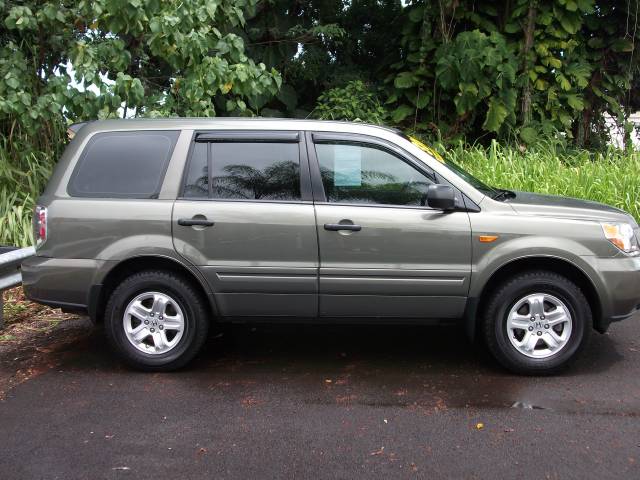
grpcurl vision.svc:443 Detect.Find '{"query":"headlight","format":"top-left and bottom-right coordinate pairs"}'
top-left (601, 222), bottom-right (639, 254)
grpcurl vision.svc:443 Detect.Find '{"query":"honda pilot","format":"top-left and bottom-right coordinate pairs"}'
top-left (22, 119), bottom-right (640, 374)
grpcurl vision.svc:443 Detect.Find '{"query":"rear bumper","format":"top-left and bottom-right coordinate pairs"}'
top-left (21, 256), bottom-right (105, 316)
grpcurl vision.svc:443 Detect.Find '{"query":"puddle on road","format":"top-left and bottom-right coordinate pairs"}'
top-left (511, 401), bottom-right (547, 410)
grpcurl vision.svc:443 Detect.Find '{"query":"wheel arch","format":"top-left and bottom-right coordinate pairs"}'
top-left (465, 256), bottom-right (602, 341)
top-left (90, 255), bottom-right (217, 323)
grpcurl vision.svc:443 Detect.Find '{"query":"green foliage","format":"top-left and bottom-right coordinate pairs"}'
top-left (435, 30), bottom-right (517, 133)
top-left (2, 0), bottom-right (640, 246)
top-left (0, 0), bottom-right (282, 245)
top-left (445, 140), bottom-right (640, 223)
top-left (383, 0), bottom-right (639, 146)
top-left (311, 81), bottom-right (388, 124)
top-left (0, 135), bottom-right (54, 246)
top-left (0, 0), bottom-right (282, 157)
top-left (244, 0), bottom-right (400, 117)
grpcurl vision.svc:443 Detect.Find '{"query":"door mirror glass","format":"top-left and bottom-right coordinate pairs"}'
top-left (427, 184), bottom-right (456, 210)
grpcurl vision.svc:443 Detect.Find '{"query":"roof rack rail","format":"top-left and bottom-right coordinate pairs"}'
top-left (67, 121), bottom-right (93, 139)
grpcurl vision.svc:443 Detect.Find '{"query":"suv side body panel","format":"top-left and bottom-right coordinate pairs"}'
top-left (173, 200), bottom-right (319, 317)
top-left (467, 204), bottom-right (640, 331)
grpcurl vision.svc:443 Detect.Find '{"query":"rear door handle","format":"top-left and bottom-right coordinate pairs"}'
top-left (324, 223), bottom-right (362, 232)
top-left (178, 218), bottom-right (215, 227)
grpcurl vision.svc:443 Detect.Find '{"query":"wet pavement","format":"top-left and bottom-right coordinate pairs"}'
top-left (1, 316), bottom-right (640, 479)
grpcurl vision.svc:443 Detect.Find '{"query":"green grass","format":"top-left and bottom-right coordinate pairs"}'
top-left (444, 140), bottom-right (640, 223)
top-left (0, 137), bottom-right (54, 247)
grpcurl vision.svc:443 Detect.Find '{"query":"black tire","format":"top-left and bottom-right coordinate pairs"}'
top-left (105, 270), bottom-right (209, 371)
top-left (482, 270), bottom-right (591, 375)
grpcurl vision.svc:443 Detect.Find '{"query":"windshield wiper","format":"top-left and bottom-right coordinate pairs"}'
top-left (492, 189), bottom-right (516, 201)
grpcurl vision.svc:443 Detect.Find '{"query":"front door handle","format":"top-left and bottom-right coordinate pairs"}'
top-left (178, 218), bottom-right (215, 227)
top-left (324, 223), bottom-right (362, 232)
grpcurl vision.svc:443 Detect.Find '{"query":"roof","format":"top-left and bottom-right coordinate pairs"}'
top-left (76, 117), bottom-right (402, 138)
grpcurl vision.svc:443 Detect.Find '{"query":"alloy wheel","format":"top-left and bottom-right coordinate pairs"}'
top-left (506, 293), bottom-right (573, 359)
top-left (122, 291), bottom-right (185, 354)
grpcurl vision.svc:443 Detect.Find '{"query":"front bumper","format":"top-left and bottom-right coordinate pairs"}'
top-left (590, 254), bottom-right (640, 332)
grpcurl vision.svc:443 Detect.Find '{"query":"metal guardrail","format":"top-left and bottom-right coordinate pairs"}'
top-left (0, 246), bottom-right (35, 329)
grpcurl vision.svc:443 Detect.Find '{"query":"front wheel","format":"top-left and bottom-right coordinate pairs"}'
top-left (482, 270), bottom-right (591, 375)
top-left (105, 270), bottom-right (209, 371)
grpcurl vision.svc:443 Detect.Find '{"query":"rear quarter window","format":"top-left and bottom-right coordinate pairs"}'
top-left (68, 130), bottom-right (180, 198)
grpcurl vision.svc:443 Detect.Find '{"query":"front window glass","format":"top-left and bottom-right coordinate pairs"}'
top-left (316, 142), bottom-right (434, 206)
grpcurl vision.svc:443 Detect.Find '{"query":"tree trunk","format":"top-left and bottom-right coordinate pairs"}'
top-left (520, 2), bottom-right (537, 126)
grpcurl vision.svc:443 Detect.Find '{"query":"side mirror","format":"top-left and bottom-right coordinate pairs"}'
top-left (426, 184), bottom-right (456, 211)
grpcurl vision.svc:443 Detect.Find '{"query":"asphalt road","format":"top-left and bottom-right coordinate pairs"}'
top-left (1, 316), bottom-right (640, 480)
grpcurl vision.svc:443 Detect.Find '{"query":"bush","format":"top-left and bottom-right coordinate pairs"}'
top-left (311, 81), bottom-right (388, 124)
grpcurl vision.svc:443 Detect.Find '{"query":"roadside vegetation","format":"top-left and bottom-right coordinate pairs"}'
top-left (1, 1), bottom-right (640, 248)
top-left (0, 135), bottom-right (56, 247)
top-left (1, 286), bottom-right (74, 344)
top-left (447, 141), bottom-right (640, 222)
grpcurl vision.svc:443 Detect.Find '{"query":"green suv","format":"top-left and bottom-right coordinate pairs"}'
top-left (21, 119), bottom-right (640, 374)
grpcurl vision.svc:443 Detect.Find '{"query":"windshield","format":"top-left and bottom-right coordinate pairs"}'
top-left (439, 158), bottom-right (499, 197)
top-left (402, 134), bottom-right (499, 197)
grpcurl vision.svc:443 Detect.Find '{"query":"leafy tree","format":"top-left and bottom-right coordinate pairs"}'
top-left (244, 0), bottom-right (402, 116)
top-left (3, 0), bottom-right (640, 151)
top-left (0, 0), bottom-right (281, 158)
top-left (383, 0), bottom-right (640, 145)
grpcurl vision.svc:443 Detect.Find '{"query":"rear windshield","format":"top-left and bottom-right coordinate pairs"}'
top-left (68, 130), bottom-right (179, 198)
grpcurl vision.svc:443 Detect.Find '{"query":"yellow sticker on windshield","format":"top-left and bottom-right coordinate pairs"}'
top-left (408, 136), bottom-right (445, 163)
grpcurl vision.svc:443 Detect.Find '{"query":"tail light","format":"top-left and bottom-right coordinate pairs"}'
top-left (34, 205), bottom-right (47, 247)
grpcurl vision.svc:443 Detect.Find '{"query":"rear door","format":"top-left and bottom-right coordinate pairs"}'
top-left (307, 132), bottom-right (472, 319)
top-left (172, 130), bottom-right (318, 317)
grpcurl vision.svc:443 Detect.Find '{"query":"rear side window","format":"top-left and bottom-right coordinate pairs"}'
top-left (68, 130), bottom-right (179, 198)
top-left (183, 141), bottom-right (301, 201)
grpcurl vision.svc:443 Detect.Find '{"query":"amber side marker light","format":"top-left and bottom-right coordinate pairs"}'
top-left (479, 235), bottom-right (499, 243)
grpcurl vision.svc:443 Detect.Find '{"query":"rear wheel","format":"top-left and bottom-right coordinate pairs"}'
top-left (482, 270), bottom-right (591, 375)
top-left (105, 270), bottom-right (209, 371)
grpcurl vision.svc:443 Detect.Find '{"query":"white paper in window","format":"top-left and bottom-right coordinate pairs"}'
top-left (333, 145), bottom-right (362, 187)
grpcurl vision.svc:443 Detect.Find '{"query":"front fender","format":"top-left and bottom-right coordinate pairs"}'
top-left (469, 235), bottom-right (604, 299)
top-left (464, 234), bottom-right (610, 341)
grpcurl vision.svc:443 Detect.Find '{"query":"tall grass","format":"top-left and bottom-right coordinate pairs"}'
top-left (444, 140), bottom-right (640, 223)
top-left (0, 140), bottom-right (54, 247)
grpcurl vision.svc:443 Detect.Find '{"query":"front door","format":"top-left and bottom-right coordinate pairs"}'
top-left (172, 131), bottom-right (318, 317)
top-left (308, 133), bottom-right (472, 319)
